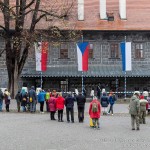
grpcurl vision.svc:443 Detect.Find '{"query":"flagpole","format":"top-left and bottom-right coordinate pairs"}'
top-left (41, 35), bottom-right (43, 89)
top-left (124, 36), bottom-right (127, 100)
top-left (81, 34), bottom-right (84, 95)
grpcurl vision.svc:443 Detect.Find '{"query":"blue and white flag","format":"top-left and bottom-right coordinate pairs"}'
top-left (120, 42), bottom-right (132, 71)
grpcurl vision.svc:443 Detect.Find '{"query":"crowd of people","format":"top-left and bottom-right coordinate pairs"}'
top-left (0, 86), bottom-right (149, 131)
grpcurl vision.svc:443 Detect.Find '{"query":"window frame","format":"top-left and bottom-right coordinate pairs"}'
top-left (110, 43), bottom-right (119, 59)
top-left (134, 43), bottom-right (144, 59)
top-left (89, 43), bottom-right (94, 59)
top-left (59, 43), bottom-right (69, 59)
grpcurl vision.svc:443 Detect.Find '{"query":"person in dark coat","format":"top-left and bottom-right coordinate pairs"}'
top-left (97, 84), bottom-right (101, 100)
top-left (65, 92), bottom-right (75, 123)
top-left (28, 86), bottom-right (37, 113)
top-left (15, 90), bottom-right (21, 112)
top-left (20, 89), bottom-right (28, 112)
top-left (101, 92), bottom-right (109, 115)
top-left (4, 89), bottom-right (11, 112)
top-left (76, 92), bottom-right (86, 122)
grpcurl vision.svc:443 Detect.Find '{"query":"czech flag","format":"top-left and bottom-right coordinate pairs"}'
top-left (77, 42), bottom-right (89, 71)
top-left (120, 42), bottom-right (132, 71)
top-left (34, 42), bottom-right (48, 71)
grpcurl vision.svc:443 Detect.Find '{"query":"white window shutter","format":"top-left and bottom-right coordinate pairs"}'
top-left (100, 0), bottom-right (107, 19)
top-left (78, 0), bottom-right (84, 20)
top-left (119, 0), bottom-right (126, 19)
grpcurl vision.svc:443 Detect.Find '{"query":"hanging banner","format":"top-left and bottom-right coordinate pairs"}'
top-left (120, 42), bottom-right (132, 71)
top-left (35, 42), bottom-right (48, 71)
top-left (76, 42), bottom-right (89, 71)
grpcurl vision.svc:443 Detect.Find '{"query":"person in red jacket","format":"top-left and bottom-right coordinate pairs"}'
top-left (56, 92), bottom-right (65, 122)
top-left (89, 97), bottom-right (101, 129)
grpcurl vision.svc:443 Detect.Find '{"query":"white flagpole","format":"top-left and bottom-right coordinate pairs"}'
top-left (40, 35), bottom-right (43, 89)
top-left (81, 34), bottom-right (84, 95)
top-left (124, 36), bottom-right (127, 100)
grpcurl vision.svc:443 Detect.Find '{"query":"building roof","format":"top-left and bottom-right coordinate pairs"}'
top-left (0, 0), bottom-right (150, 31)
top-left (21, 65), bottom-right (150, 78)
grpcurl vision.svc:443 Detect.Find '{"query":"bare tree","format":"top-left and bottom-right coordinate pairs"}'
top-left (0, 0), bottom-right (79, 97)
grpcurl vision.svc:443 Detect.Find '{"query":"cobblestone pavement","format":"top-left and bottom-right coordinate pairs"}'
top-left (0, 101), bottom-right (150, 150)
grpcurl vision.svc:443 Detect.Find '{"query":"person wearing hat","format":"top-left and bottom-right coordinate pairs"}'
top-left (0, 89), bottom-right (4, 111)
top-left (129, 92), bottom-right (140, 130)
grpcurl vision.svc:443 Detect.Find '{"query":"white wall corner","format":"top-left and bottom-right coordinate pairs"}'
top-left (119, 0), bottom-right (126, 19)
top-left (100, 0), bottom-right (107, 19)
top-left (78, 0), bottom-right (84, 20)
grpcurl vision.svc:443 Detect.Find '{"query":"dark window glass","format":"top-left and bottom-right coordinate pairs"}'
top-left (89, 44), bottom-right (93, 59)
top-left (135, 43), bottom-right (144, 59)
top-left (110, 44), bottom-right (119, 58)
top-left (60, 43), bottom-right (68, 59)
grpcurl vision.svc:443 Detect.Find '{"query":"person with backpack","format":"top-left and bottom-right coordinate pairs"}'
top-left (0, 89), bottom-right (4, 112)
top-left (20, 89), bottom-right (28, 112)
top-left (4, 89), bottom-right (11, 112)
top-left (76, 92), bottom-right (86, 123)
top-left (28, 86), bottom-right (37, 113)
top-left (15, 90), bottom-right (21, 112)
top-left (89, 97), bottom-right (101, 129)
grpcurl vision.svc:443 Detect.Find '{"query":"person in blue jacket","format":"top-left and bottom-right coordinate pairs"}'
top-left (108, 92), bottom-right (117, 115)
top-left (38, 89), bottom-right (46, 113)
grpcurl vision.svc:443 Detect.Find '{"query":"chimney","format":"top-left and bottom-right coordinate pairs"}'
top-left (119, 0), bottom-right (126, 19)
top-left (100, 0), bottom-right (107, 19)
top-left (78, 0), bottom-right (84, 20)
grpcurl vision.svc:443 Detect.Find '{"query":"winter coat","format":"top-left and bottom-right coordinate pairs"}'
top-left (0, 90), bottom-right (4, 101)
top-left (38, 91), bottom-right (46, 102)
top-left (20, 92), bottom-right (28, 106)
top-left (28, 89), bottom-right (37, 102)
top-left (56, 96), bottom-right (65, 110)
top-left (140, 99), bottom-right (148, 111)
top-left (101, 94), bottom-right (109, 107)
top-left (4, 91), bottom-right (11, 105)
top-left (48, 96), bottom-right (56, 112)
top-left (108, 95), bottom-right (116, 105)
top-left (76, 94), bottom-right (86, 107)
top-left (129, 95), bottom-right (140, 115)
top-left (65, 95), bottom-right (75, 108)
top-left (45, 92), bottom-right (50, 101)
top-left (89, 99), bottom-right (101, 119)
top-left (15, 92), bottom-right (21, 103)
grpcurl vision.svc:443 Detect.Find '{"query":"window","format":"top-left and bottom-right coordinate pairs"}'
top-left (110, 43), bottom-right (119, 58)
top-left (89, 44), bottom-right (94, 59)
top-left (60, 43), bottom-right (68, 59)
top-left (135, 43), bottom-right (144, 59)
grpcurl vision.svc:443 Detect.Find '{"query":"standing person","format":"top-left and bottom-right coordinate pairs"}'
top-left (101, 92), bottom-right (109, 115)
top-left (4, 89), bottom-right (11, 112)
top-left (139, 95), bottom-right (148, 124)
top-left (65, 92), bottom-right (75, 123)
top-left (97, 84), bottom-right (101, 100)
top-left (90, 87), bottom-right (95, 99)
top-left (20, 89), bottom-right (28, 112)
top-left (76, 92), bottom-right (86, 123)
top-left (0, 89), bottom-right (4, 112)
top-left (28, 86), bottom-right (37, 113)
top-left (38, 90), bottom-right (46, 113)
top-left (143, 88), bottom-right (149, 100)
top-left (15, 90), bottom-right (21, 112)
top-left (129, 92), bottom-right (140, 130)
top-left (48, 94), bottom-right (56, 120)
top-left (45, 89), bottom-right (51, 112)
top-left (56, 92), bottom-right (65, 122)
top-left (108, 92), bottom-right (116, 115)
top-left (89, 97), bottom-right (101, 129)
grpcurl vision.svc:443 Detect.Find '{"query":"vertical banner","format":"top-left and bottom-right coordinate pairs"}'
top-left (120, 42), bottom-right (132, 71)
top-left (76, 42), bottom-right (89, 71)
top-left (35, 42), bottom-right (48, 71)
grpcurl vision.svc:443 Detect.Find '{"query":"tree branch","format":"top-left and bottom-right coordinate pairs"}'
top-left (23, 0), bottom-right (35, 10)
